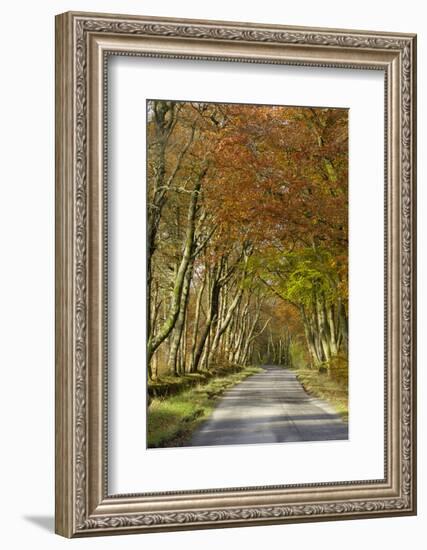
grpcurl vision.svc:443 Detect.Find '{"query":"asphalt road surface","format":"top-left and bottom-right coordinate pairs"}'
top-left (190, 365), bottom-right (348, 447)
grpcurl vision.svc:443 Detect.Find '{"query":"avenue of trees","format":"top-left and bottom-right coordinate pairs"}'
top-left (147, 100), bottom-right (348, 380)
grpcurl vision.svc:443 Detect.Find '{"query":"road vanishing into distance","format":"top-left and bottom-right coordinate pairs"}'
top-left (190, 365), bottom-right (348, 447)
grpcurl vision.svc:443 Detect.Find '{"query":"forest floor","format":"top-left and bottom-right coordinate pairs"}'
top-left (293, 367), bottom-right (349, 423)
top-left (147, 366), bottom-right (262, 448)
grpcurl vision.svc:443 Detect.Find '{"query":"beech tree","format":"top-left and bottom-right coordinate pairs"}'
top-left (147, 101), bottom-right (348, 378)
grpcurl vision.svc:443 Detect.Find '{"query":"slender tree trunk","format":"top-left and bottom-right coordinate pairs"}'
top-left (209, 286), bottom-right (243, 361)
top-left (241, 314), bottom-right (269, 366)
top-left (337, 300), bottom-right (348, 351)
top-left (151, 350), bottom-right (158, 380)
top-left (315, 292), bottom-right (331, 363)
top-left (203, 329), bottom-right (211, 371)
top-left (147, 167), bottom-right (206, 365)
top-left (234, 307), bottom-right (248, 365)
top-left (167, 258), bottom-right (194, 376)
top-left (326, 303), bottom-right (338, 356)
top-left (191, 273), bottom-right (220, 372)
top-left (187, 270), bottom-right (206, 372)
top-left (181, 311), bottom-right (188, 373)
top-left (301, 306), bottom-right (322, 367)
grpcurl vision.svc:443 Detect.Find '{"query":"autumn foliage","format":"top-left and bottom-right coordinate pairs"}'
top-left (147, 100), bottom-right (348, 379)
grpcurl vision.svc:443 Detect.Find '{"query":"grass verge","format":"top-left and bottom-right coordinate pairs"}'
top-left (148, 365), bottom-right (247, 400)
top-left (294, 368), bottom-right (348, 423)
top-left (147, 366), bottom-right (262, 448)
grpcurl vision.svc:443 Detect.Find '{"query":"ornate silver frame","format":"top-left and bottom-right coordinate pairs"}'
top-left (55, 11), bottom-right (417, 537)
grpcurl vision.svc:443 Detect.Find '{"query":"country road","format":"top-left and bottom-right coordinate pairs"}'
top-left (190, 365), bottom-right (348, 447)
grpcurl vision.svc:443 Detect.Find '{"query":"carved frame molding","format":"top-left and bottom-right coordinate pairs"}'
top-left (55, 11), bottom-right (416, 537)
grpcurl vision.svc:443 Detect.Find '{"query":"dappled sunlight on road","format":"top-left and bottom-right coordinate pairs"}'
top-left (190, 366), bottom-right (348, 447)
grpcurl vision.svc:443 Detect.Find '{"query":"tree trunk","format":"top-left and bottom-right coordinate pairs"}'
top-left (190, 272), bottom-right (220, 372)
top-left (209, 286), bottom-right (243, 362)
top-left (147, 167), bottom-right (206, 365)
top-left (316, 292), bottom-right (331, 363)
top-left (337, 300), bottom-right (348, 351)
top-left (326, 303), bottom-right (338, 356)
top-left (301, 306), bottom-right (322, 367)
top-left (167, 258), bottom-right (194, 376)
top-left (187, 270), bottom-right (206, 372)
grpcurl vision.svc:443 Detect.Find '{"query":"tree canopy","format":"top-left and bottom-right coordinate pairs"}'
top-left (147, 100), bottom-right (348, 379)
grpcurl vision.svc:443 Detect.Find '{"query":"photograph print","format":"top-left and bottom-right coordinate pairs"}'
top-left (146, 100), bottom-right (349, 449)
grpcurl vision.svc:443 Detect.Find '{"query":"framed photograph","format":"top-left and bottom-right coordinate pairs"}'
top-left (55, 11), bottom-right (417, 537)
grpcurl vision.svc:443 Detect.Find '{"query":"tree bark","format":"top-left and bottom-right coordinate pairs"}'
top-left (188, 269), bottom-right (206, 372)
top-left (147, 167), bottom-right (207, 365)
top-left (316, 292), bottom-right (331, 363)
top-left (209, 285), bottom-right (243, 362)
top-left (167, 258), bottom-right (194, 376)
top-left (147, 102), bottom-right (197, 349)
top-left (326, 303), bottom-right (338, 356)
top-left (190, 269), bottom-right (220, 372)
